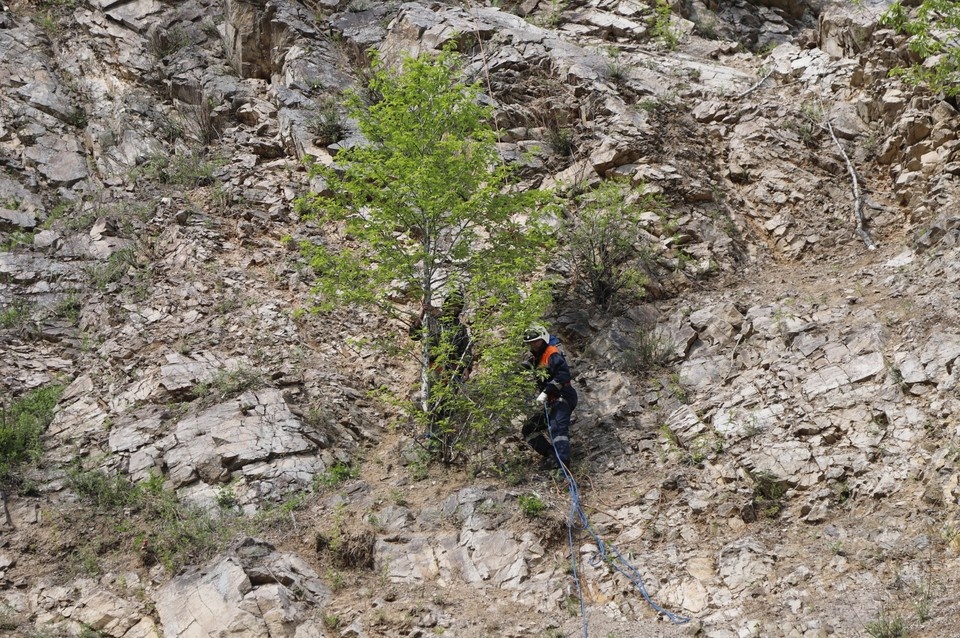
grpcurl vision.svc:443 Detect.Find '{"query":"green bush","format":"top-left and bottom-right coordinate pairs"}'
top-left (518, 493), bottom-right (547, 518)
top-left (0, 384), bottom-right (64, 484)
top-left (650, 0), bottom-right (679, 49)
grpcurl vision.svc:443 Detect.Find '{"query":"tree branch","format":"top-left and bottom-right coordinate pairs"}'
top-left (818, 97), bottom-right (877, 251)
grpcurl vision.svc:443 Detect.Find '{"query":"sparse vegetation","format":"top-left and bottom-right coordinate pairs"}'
top-left (314, 461), bottom-right (360, 492)
top-left (0, 300), bottom-right (32, 332)
top-left (623, 325), bottom-right (673, 372)
top-left (540, 0), bottom-right (566, 28)
top-left (149, 26), bottom-right (190, 59)
top-left (178, 94), bottom-right (222, 145)
top-left (561, 178), bottom-right (661, 310)
top-left (865, 611), bottom-right (907, 638)
top-left (132, 150), bottom-right (220, 187)
top-left (748, 470), bottom-right (788, 518)
top-left (86, 248), bottom-right (138, 289)
top-left (546, 125), bottom-right (575, 157)
top-left (315, 507), bottom-right (375, 570)
top-left (67, 467), bottom-right (236, 573)
top-left (1, 230), bottom-right (34, 251)
top-left (191, 366), bottom-right (266, 403)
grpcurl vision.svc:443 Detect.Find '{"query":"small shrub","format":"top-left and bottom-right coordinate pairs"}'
top-left (749, 470), bottom-right (787, 518)
top-left (696, 16), bottom-right (718, 39)
top-left (540, 0), bottom-right (565, 28)
top-left (0, 604), bottom-right (21, 631)
top-left (215, 484), bottom-right (239, 510)
top-left (606, 59), bottom-right (628, 85)
top-left (87, 248), bottom-right (137, 289)
top-left (0, 384), bottom-right (64, 484)
top-left (1, 231), bottom-right (34, 251)
top-left (561, 178), bottom-right (661, 309)
top-left (68, 467), bottom-right (234, 572)
top-left (0, 300), bottom-right (32, 331)
top-left (51, 294), bottom-right (82, 325)
top-left (322, 614), bottom-right (341, 629)
top-left (68, 466), bottom-right (141, 509)
top-left (546, 126), bottom-right (575, 157)
top-left (310, 96), bottom-right (346, 146)
top-left (132, 151), bottom-right (219, 187)
top-left (179, 95), bottom-right (221, 145)
top-left (149, 26), bottom-right (190, 59)
top-left (66, 106), bottom-right (88, 129)
top-left (650, 0), bottom-right (679, 50)
top-left (623, 326), bottom-right (673, 372)
top-left (865, 613), bottom-right (907, 638)
top-left (314, 461), bottom-right (359, 492)
top-left (518, 493), bottom-right (547, 518)
top-left (193, 367), bottom-right (266, 403)
top-left (316, 527), bottom-right (375, 569)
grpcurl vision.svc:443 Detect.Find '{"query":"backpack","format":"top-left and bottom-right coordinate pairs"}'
top-left (549, 335), bottom-right (579, 380)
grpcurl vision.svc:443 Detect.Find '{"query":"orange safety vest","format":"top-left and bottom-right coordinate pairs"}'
top-left (538, 345), bottom-right (560, 368)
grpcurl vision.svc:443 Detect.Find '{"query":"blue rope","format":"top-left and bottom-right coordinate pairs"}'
top-left (543, 403), bottom-right (690, 630)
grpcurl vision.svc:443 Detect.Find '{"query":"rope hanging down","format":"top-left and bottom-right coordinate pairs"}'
top-left (544, 403), bottom-right (690, 636)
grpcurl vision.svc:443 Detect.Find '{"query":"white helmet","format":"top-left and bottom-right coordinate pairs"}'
top-left (522, 323), bottom-right (550, 343)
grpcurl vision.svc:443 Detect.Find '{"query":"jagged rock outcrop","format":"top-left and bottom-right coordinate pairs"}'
top-left (5, 0), bottom-right (960, 636)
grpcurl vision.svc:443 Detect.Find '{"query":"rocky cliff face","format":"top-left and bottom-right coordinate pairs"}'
top-left (2, 0), bottom-right (960, 637)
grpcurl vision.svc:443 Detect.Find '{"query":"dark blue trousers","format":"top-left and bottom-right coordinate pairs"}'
top-left (522, 396), bottom-right (576, 464)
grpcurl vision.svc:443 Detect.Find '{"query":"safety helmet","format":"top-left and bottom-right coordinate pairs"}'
top-left (522, 323), bottom-right (550, 343)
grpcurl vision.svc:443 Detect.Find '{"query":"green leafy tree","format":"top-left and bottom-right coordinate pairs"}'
top-left (561, 178), bottom-right (661, 310)
top-left (882, 0), bottom-right (960, 96)
top-left (297, 47), bottom-right (554, 462)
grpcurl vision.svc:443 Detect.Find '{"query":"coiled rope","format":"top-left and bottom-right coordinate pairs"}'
top-left (544, 403), bottom-right (690, 636)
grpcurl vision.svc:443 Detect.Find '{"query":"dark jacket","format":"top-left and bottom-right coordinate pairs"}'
top-left (527, 342), bottom-right (576, 403)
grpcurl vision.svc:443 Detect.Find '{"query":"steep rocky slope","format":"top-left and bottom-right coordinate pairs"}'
top-left (2, 0), bottom-right (960, 637)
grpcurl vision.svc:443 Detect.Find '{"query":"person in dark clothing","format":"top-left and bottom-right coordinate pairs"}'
top-left (521, 323), bottom-right (578, 470)
top-left (410, 292), bottom-right (472, 381)
top-left (409, 292), bottom-right (473, 440)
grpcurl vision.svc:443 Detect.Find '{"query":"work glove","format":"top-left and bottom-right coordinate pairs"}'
top-left (536, 391), bottom-right (548, 403)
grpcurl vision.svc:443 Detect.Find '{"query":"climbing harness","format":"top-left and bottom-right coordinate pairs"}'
top-left (543, 403), bottom-right (690, 636)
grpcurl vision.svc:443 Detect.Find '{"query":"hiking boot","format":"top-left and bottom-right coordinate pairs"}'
top-left (537, 457), bottom-right (559, 471)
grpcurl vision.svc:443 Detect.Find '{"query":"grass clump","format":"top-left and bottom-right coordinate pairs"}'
top-left (0, 300), bottom-right (33, 331)
top-left (623, 326), bottom-right (673, 372)
top-left (132, 150), bottom-right (220, 187)
top-left (314, 461), bottom-right (360, 492)
top-left (0, 384), bottom-right (64, 485)
top-left (865, 612), bottom-right (907, 638)
top-left (310, 96), bottom-right (346, 146)
top-left (191, 367), bottom-right (266, 403)
top-left (749, 470), bottom-right (788, 518)
top-left (86, 248), bottom-right (138, 289)
top-left (518, 493), bottom-right (547, 518)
